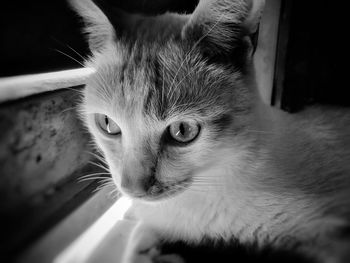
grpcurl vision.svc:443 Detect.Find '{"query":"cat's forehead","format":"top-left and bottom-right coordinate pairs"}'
top-left (87, 39), bottom-right (241, 122)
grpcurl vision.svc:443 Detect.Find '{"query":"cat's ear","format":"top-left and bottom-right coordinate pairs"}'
top-left (182, 0), bottom-right (265, 56)
top-left (69, 0), bottom-right (115, 51)
top-left (69, 0), bottom-right (138, 52)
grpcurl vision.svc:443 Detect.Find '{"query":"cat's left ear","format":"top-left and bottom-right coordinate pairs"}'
top-left (182, 0), bottom-right (265, 57)
top-left (69, 0), bottom-right (116, 51)
top-left (69, 0), bottom-right (140, 52)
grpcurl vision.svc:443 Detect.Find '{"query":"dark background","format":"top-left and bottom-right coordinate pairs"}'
top-left (279, 1), bottom-right (349, 111)
top-left (0, 0), bottom-right (89, 77)
top-left (0, 0), bottom-right (197, 77)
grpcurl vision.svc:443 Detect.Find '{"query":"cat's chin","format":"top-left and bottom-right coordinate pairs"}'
top-left (127, 178), bottom-right (192, 203)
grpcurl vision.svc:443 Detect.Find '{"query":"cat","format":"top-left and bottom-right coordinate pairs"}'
top-left (70, 0), bottom-right (350, 262)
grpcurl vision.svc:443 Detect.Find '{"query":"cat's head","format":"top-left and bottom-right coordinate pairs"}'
top-left (71, 0), bottom-right (265, 201)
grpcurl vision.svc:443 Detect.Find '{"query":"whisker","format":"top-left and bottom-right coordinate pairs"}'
top-left (87, 151), bottom-right (104, 158)
top-left (53, 47), bottom-right (112, 96)
top-left (161, 66), bottom-right (165, 106)
top-left (51, 37), bottom-right (87, 61)
top-left (78, 176), bottom-right (110, 183)
top-left (79, 174), bottom-right (111, 180)
top-left (61, 87), bottom-right (83, 94)
top-left (96, 181), bottom-right (114, 189)
top-left (65, 43), bottom-right (88, 61)
top-left (54, 49), bottom-right (86, 68)
top-left (94, 182), bottom-right (113, 188)
top-left (88, 148), bottom-right (105, 158)
top-left (94, 181), bottom-right (116, 193)
top-left (79, 172), bottom-right (111, 180)
top-left (87, 151), bottom-right (109, 165)
top-left (86, 143), bottom-right (102, 151)
top-left (96, 177), bottom-right (113, 184)
top-left (60, 106), bottom-right (78, 115)
top-left (88, 161), bottom-right (110, 172)
top-left (98, 179), bottom-right (113, 184)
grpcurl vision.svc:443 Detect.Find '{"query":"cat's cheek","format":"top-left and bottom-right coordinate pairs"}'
top-left (107, 162), bottom-right (122, 186)
top-left (99, 136), bottom-right (122, 153)
top-left (97, 148), bottom-right (122, 188)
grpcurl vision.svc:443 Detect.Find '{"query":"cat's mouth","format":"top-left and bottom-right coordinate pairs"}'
top-left (141, 178), bottom-right (192, 202)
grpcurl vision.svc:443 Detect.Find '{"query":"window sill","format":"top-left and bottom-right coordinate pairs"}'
top-left (18, 187), bottom-right (123, 263)
top-left (0, 68), bottom-right (94, 103)
top-left (0, 67), bottom-right (105, 262)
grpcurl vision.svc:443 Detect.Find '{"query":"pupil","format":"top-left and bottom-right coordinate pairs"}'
top-left (104, 116), bottom-right (109, 126)
top-left (179, 123), bottom-right (186, 136)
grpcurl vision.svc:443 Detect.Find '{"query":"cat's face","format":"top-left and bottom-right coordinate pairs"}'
top-left (73, 0), bottom-right (264, 201)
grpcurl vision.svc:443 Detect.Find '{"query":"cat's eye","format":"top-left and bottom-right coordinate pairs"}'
top-left (95, 114), bottom-right (121, 135)
top-left (169, 120), bottom-right (200, 144)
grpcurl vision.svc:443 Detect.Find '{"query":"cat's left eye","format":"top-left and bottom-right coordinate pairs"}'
top-left (95, 114), bottom-right (121, 136)
top-left (169, 120), bottom-right (200, 144)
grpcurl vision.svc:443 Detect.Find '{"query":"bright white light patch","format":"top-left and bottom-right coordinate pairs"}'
top-left (54, 196), bottom-right (132, 263)
top-left (0, 67), bottom-right (95, 103)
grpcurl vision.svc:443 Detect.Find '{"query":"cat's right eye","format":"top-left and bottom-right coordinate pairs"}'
top-left (95, 114), bottom-right (121, 136)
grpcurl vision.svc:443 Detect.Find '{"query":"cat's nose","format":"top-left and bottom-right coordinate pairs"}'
top-left (120, 174), bottom-right (150, 198)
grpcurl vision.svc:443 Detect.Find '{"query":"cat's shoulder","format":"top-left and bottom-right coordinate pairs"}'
top-left (298, 105), bottom-right (350, 131)
top-left (294, 105), bottom-right (350, 148)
